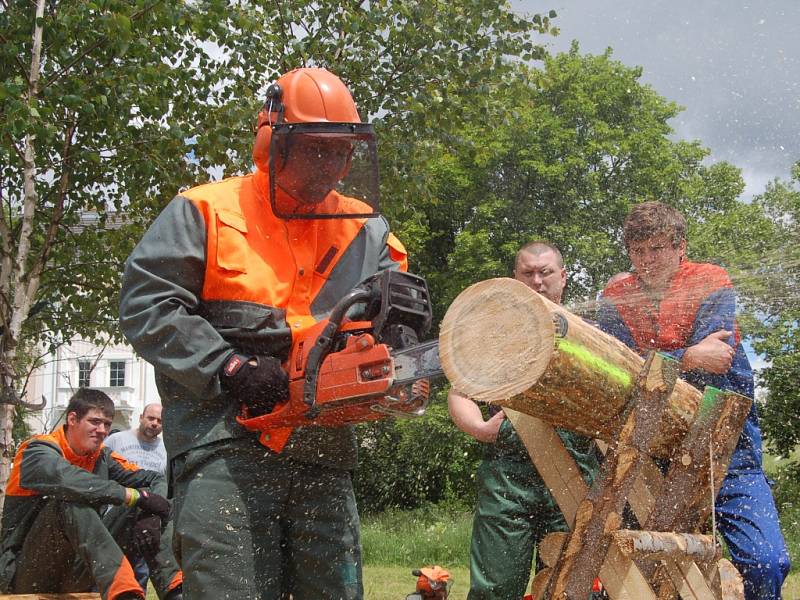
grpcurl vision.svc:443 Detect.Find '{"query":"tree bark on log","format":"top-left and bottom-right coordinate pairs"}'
top-left (716, 559), bottom-right (745, 600)
top-left (644, 390), bottom-right (751, 534)
top-left (612, 530), bottom-right (717, 562)
top-left (539, 532), bottom-right (569, 567)
top-left (440, 278), bottom-right (704, 457)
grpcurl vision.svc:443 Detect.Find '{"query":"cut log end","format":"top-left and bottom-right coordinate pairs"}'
top-left (440, 278), bottom-right (554, 401)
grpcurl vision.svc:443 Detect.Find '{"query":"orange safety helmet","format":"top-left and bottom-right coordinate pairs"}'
top-left (252, 67), bottom-right (380, 219)
top-left (253, 67), bottom-right (361, 173)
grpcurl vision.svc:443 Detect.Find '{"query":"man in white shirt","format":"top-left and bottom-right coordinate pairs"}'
top-left (106, 404), bottom-right (167, 475)
top-left (105, 403), bottom-right (168, 592)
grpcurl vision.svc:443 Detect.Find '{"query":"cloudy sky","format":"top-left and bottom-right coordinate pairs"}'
top-left (514, 0), bottom-right (800, 199)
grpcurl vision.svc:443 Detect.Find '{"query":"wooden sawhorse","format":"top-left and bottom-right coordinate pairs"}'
top-left (506, 352), bottom-right (751, 600)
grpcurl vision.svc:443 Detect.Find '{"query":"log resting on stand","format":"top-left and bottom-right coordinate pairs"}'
top-left (440, 278), bottom-right (749, 600)
top-left (439, 278), bottom-right (705, 457)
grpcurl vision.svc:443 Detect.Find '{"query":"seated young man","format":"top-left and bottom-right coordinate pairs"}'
top-left (0, 388), bottom-right (183, 600)
top-left (598, 201), bottom-right (790, 600)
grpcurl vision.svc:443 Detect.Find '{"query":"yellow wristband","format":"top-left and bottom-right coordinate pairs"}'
top-left (126, 488), bottom-right (139, 508)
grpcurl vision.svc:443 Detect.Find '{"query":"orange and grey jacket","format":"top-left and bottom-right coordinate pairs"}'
top-left (0, 426), bottom-right (166, 584)
top-left (119, 169), bottom-right (408, 468)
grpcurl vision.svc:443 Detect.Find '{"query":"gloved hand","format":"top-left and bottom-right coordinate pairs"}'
top-left (133, 514), bottom-right (162, 561)
top-left (135, 489), bottom-right (171, 520)
top-left (221, 353), bottom-right (289, 417)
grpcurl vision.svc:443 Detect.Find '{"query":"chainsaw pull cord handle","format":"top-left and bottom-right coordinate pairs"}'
top-left (303, 286), bottom-right (373, 417)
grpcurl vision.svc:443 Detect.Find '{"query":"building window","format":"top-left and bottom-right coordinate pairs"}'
top-left (78, 361), bottom-right (91, 388)
top-left (109, 361), bottom-right (126, 387)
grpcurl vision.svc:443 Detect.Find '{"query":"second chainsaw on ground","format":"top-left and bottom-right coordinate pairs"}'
top-left (236, 270), bottom-right (443, 451)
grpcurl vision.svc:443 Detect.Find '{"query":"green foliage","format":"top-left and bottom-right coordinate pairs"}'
top-left (12, 405), bottom-right (32, 447)
top-left (354, 390), bottom-right (483, 514)
top-left (686, 163), bottom-right (800, 459)
top-left (2, 1), bottom-right (230, 350)
top-left (360, 501), bottom-right (473, 567)
top-left (767, 463), bottom-right (800, 580)
top-left (1, 0), bottom-right (557, 382)
top-left (748, 168), bottom-right (800, 459)
top-left (404, 44), bottom-right (744, 325)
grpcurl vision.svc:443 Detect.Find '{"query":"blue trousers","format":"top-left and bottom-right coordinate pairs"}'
top-left (715, 470), bottom-right (791, 600)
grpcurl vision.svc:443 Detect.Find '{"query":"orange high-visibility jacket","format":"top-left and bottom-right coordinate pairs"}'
top-left (0, 427), bottom-right (167, 591)
top-left (119, 169), bottom-right (407, 468)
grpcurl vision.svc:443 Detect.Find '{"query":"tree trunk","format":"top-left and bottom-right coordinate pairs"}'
top-left (0, 0), bottom-right (47, 516)
top-left (440, 277), bottom-right (704, 457)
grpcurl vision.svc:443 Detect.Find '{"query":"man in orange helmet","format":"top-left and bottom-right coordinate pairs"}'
top-left (119, 67), bottom-right (408, 598)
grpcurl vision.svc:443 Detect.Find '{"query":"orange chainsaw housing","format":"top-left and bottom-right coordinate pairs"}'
top-left (236, 319), bottom-right (401, 452)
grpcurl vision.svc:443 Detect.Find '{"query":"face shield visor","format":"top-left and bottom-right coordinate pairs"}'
top-left (268, 123), bottom-right (380, 219)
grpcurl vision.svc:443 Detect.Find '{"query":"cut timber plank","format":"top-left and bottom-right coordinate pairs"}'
top-left (505, 410), bottom-right (586, 525)
top-left (594, 439), bottom-right (662, 525)
top-left (599, 544), bottom-right (658, 600)
top-left (510, 409), bottom-right (656, 600)
top-left (717, 559), bottom-right (745, 600)
top-left (663, 557), bottom-right (718, 600)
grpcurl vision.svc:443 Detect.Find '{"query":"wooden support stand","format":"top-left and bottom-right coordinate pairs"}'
top-left (440, 278), bottom-right (753, 600)
top-left (513, 362), bottom-right (749, 600)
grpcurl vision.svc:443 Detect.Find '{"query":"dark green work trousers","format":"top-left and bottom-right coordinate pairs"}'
top-left (12, 499), bottom-right (143, 599)
top-left (171, 437), bottom-right (362, 599)
top-left (467, 421), bottom-right (598, 600)
top-left (103, 504), bottom-right (183, 598)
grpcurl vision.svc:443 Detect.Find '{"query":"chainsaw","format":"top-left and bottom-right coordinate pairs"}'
top-left (236, 270), bottom-right (443, 452)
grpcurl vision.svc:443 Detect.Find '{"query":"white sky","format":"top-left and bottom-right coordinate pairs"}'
top-left (514, 0), bottom-right (800, 199)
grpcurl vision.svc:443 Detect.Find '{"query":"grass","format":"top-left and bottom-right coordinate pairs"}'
top-left (361, 502), bottom-right (473, 569)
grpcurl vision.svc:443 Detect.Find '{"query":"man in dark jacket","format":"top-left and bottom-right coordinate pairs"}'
top-left (0, 388), bottom-right (182, 600)
top-left (119, 67), bottom-right (408, 599)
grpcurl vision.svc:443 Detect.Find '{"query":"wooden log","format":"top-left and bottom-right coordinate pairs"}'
top-left (529, 568), bottom-right (553, 600)
top-left (612, 531), bottom-right (717, 563)
top-left (594, 439), bottom-right (663, 526)
top-left (644, 389), bottom-right (752, 534)
top-left (440, 278), bottom-right (703, 457)
top-left (544, 352), bottom-right (678, 599)
top-left (510, 412), bottom-right (656, 599)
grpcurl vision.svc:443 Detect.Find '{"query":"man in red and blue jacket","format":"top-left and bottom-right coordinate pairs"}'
top-left (598, 201), bottom-right (790, 600)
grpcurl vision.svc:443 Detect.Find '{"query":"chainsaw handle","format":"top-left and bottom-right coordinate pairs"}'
top-left (303, 287), bottom-right (373, 414)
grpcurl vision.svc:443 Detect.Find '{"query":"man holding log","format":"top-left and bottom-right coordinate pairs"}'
top-left (598, 201), bottom-right (790, 600)
top-left (448, 241), bottom-right (598, 600)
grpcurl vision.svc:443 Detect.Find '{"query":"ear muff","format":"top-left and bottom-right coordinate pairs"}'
top-left (252, 84), bottom-right (284, 172)
top-left (252, 114), bottom-right (272, 173)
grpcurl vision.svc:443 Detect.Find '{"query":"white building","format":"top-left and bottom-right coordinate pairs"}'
top-left (22, 338), bottom-right (160, 434)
